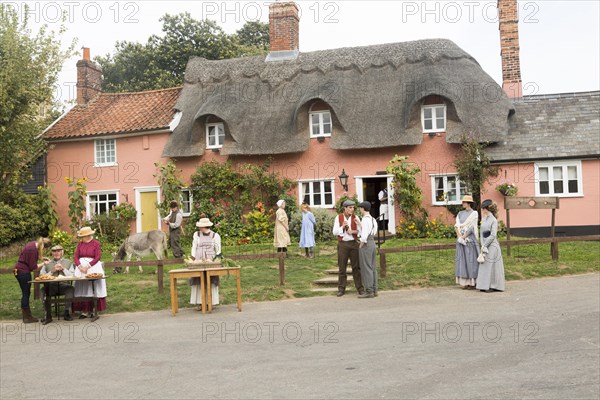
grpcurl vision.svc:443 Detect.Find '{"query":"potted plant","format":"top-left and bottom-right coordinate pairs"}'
top-left (496, 182), bottom-right (518, 196)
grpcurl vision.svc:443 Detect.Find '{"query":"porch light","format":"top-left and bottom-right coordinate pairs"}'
top-left (338, 169), bottom-right (349, 191)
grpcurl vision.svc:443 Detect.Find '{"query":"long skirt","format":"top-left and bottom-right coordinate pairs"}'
top-left (476, 242), bottom-right (506, 291)
top-left (455, 239), bottom-right (479, 286)
top-left (73, 258), bottom-right (107, 312)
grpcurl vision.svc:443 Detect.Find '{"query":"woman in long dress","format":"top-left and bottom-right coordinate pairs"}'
top-left (273, 199), bottom-right (291, 254)
top-left (454, 195), bottom-right (480, 289)
top-left (476, 200), bottom-right (506, 292)
top-left (299, 203), bottom-right (316, 258)
top-left (190, 218), bottom-right (222, 307)
top-left (73, 227), bottom-right (107, 318)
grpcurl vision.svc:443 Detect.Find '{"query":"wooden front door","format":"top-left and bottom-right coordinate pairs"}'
top-left (140, 191), bottom-right (159, 231)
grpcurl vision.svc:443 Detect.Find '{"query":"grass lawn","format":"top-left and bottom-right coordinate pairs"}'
top-left (1, 238), bottom-right (598, 320)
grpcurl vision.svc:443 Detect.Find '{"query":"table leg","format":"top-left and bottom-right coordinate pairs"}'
top-left (91, 279), bottom-right (99, 322)
top-left (206, 271), bottom-right (212, 314)
top-left (236, 271), bottom-right (242, 312)
top-left (200, 272), bottom-right (206, 314)
top-left (170, 275), bottom-right (178, 316)
top-left (44, 283), bottom-right (51, 320)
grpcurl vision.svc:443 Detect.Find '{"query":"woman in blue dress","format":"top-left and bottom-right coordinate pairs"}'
top-left (299, 203), bottom-right (317, 258)
top-left (454, 195), bottom-right (480, 289)
top-left (476, 199), bottom-right (506, 292)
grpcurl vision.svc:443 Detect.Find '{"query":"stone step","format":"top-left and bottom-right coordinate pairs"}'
top-left (313, 276), bottom-right (353, 285)
top-left (324, 268), bottom-right (353, 275)
top-left (310, 287), bottom-right (338, 293)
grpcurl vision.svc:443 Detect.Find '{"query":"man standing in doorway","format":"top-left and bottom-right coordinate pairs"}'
top-left (378, 187), bottom-right (389, 231)
top-left (332, 200), bottom-right (364, 297)
top-left (162, 201), bottom-right (183, 258)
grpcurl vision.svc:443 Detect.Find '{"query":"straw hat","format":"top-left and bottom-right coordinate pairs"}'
top-left (77, 227), bottom-right (95, 237)
top-left (196, 218), bottom-right (214, 228)
top-left (461, 195), bottom-right (474, 203)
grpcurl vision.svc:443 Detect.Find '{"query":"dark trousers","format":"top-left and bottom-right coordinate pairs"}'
top-left (169, 228), bottom-right (183, 258)
top-left (337, 240), bottom-right (363, 292)
top-left (15, 272), bottom-right (32, 308)
top-left (44, 283), bottom-right (74, 315)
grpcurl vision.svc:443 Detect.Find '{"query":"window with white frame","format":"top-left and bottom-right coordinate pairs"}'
top-left (309, 111), bottom-right (332, 138)
top-left (94, 139), bottom-right (116, 166)
top-left (180, 189), bottom-right (192, 216)
top-left (88, 191), bottom-right (118, 216)
top-left (535, 161), bottom-right (583, 197)
top-left (206, 123), bottom-right (225, 149)
top-left (300, 180), bottom-right (334, 207)
top-left (431, 175), bottom-right (468, 205)
top-left (421, 105), bottom-right (446, 133)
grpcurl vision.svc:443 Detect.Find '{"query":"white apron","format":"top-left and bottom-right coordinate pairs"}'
top-left (74, 257), bottom-right (107, 298)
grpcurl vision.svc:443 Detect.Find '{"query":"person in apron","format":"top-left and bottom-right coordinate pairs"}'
top-left (73, 227), bottom-right (107, 318)
top-left (189, 218), bottom-right (222, 307)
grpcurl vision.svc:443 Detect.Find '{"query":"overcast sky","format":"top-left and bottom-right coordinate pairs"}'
top-left (11, 0), bottom-right (600, 105)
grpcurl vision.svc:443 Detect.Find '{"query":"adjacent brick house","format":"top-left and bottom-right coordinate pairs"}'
top-left (43, 1), bottom-right (599, 237)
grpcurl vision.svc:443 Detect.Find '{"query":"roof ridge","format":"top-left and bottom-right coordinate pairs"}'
top-left (100, 86), bottom-right (183, 96)
top-left (520, 90), bottom-right (600, 101)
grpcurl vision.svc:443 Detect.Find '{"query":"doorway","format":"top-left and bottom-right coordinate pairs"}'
top-left (135, 188), bottom-right (161, 232)
top-left (355, 175), bottom-right (395, 234)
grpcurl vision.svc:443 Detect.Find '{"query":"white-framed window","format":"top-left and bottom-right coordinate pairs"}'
top-left (87, 191), bottom-right (118, 217)
top-left (431, 175), bottom-right (468, 205)
top-left (535, 160), bottom-right (583, 197)
top-left (300, 180), bottom-right (334, 207)
top-left (309, 111), bottom-right (332, 138)
top-left (94, 139), bottom-right (116, 166)
top-left (180, 189), bottom-right (192, 216)
top-left (206, 123), bottom-right (225, 149)
top-left (421, 105), bottom-right (446, 133)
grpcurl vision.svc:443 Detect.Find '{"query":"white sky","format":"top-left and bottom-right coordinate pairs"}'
top-left (9, 0), bottom-right (600, 106)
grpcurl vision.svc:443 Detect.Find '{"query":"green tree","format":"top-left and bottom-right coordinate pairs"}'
top-left (97, 14), bottom-right (269, 92)
top-left (0, 4), bottom-right (76, 201)
top-left (454, 135), bottom-right (499, 211)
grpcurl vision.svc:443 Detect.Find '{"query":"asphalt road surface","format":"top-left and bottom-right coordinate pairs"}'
top-left (1, 273), bottom-right (598, 399)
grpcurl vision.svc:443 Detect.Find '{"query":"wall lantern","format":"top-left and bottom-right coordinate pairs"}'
top-left (338, 169), bottom-right (349, 191)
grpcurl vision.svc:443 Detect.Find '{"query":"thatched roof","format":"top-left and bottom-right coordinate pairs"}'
top-left (485, 91), bottom-right (600, 162)
top-left (163, 39), bottom-right (514, 157)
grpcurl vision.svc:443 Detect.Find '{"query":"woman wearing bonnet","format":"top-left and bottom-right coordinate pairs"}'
top-left (476, 199), bottom-right (506, 293)
top-left (189, 217), bottom-right (222, 307)
top-left (454, 195), bottom-right (480, 289)
top-left (273, 199), bottom-right (291, 255)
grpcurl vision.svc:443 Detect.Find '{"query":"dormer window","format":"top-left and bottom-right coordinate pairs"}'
top-left (309, 101), bottom-right (332, 138)
top-left (421, 105), bottom-right (446, 133)
top-left (206, 122), bottom-right (225, 149)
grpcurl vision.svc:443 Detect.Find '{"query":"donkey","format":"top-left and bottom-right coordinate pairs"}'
top-left (112, 230), bottom-right (168, 273)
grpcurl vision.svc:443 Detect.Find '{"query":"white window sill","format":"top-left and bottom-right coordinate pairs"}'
top-left (94, 162), bottom-right (118, 168)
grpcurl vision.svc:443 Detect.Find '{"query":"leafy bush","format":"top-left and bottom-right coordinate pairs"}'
top-left (88, 202), bottom-right (137, 249)
top-left (49, 229), bottom-right (77, 256)
top-left (0, 192), bottom-right (47, 245)
top-left (289, 207), bottom-right (335, 242)
top-left (241, 202), bottom-right (274, 244)
top-left (396, 214), bottom-right (456, 239)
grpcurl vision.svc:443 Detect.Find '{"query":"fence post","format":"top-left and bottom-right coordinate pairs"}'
top-left (379, 251), bottom-right (387, 278)
top-left (278, 253), bottom-right (285, 286)
top-left (157, 261), bottom-right (164, 294)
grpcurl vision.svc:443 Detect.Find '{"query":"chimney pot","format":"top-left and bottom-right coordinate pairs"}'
top-left (76, 48), bottom-right (103, 105)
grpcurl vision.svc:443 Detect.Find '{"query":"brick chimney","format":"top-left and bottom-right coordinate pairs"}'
top-left (498, 0), bottom-right (522, 98)
top-left (269, 2), bottom-right (299, 52)
top-left (76, 47), bottom-right (102, 105)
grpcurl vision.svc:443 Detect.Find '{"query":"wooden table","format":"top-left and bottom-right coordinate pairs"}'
top-left (169, 267), bottom-right (241, 316)
top-left (31, 276), bottom-right (106, 322)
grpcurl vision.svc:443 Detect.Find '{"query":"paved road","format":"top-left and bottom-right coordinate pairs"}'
top-left (1, 273), bottom-right (599, 399)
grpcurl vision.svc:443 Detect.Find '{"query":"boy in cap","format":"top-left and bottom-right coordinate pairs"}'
top-left (358, 201), bottom-right (378, 298)
top-left (332, 200), bottom-right (364, 297)
top-left (162, 201), bottom-right (184, 258)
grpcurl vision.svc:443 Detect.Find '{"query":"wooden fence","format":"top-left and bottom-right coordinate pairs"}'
top-left (378, 235), bottom-right (600, 278)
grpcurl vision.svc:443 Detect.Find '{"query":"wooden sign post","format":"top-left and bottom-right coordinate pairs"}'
top-left (503, 197), bottom-right (560, 259)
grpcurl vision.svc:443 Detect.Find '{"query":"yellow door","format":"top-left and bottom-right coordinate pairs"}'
top-left (140, 191), bottom-right (158, 231)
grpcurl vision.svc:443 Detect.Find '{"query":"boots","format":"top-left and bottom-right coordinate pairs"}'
top-left (63, 309), bottom-right (73, 321)
top-left (21, 307), bottom-right (38, 324)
